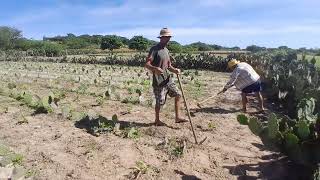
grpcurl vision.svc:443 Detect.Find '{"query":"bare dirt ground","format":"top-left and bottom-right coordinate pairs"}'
top-left (0, 62), bottom-right (295, 180)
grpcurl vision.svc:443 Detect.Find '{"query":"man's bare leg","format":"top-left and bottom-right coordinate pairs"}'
top-left (241, 92), bottom-right (248, 112)
top-left (175, 96), bottom-right (188, 123)
top-left (255, 91), bottom-right (265, 112)
top-left (155, 105), bottom-right (165, 126)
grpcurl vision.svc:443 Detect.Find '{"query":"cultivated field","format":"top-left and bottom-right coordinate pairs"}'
top-left (0, 61), bottom-right (295, 179)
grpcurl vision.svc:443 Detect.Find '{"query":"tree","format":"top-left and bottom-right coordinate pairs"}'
top-left (167, 41), bottom-right (183, 53)
top-left (79, 34), bottom-right (92, 43)
top-left (278, 46), bottom-right (289, 50)
top-left (0, 26), bottom-right (23, 49)
top-left (198, 44), bottom-right (211, 51)
top-left (66, 33), bottom-right (76, 38)
top-left (92, 35), bottom-right (103, 45)
top-left (128, 36), bottom-right (149, 51)
top-left (43, 42), bottom-right (63, 56)
top-left (15, 39), bottom-right (43, 51)
top-left (298, 47), bottom-right (307, 53)
top-left (230, 46), bottom-right (241, 50)
top-left (64, 38), bottom-right (89, 49)
top-left (148, 40), bottom-right (158, 46)
top-left (100, 35), bottom-right (123, 51)
top-left (210, 44), bottom-right (222, 50)
top-left (182, 46), bottom-right (197, 53)
top-left (118, 36), bottom-right (129, 46)
top-left (187, 42), bottom-right (212, 51)
top-left (246, 45), bottom-right (266, 53)
top-left (43, 35), bottom-right (64, 42)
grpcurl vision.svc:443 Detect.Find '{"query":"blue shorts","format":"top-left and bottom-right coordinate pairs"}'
top-left (242, 81), bottom-right (262, 93)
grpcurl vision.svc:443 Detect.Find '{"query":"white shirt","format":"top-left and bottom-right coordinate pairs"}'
top-left (224, 62), bottom-right (260, 90)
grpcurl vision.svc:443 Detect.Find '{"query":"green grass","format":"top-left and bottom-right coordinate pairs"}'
top-left (11, 154), bottom-right (24, 165)
top-left (0, 144), bottom-right (24, 166)
top-left (0, 144), bottom-right (10, 156)
top-left (297, 54), bottom-right (320, 67)
top-left (25, 169), bottom-right (38, 178)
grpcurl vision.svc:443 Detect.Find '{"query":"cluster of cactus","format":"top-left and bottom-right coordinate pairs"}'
top-left (173, 53), bottom-right (228, 71)
top-left (8, 90), bottom-right (55, 113)
top-left (0, 51), bottom-right (229, 71)
top-left (75, 114), bottom-right (141, 138)
top-left (67, 52), bottom-right (228, 71)
top-left (237, 97), bottom-right (320, 178)
top-left (0, 50), bottom-right (27, 62)
top-left (91, 115), bottom-right (117, 135)
top-left (121, 96), bottom-right (140, 105)
top-left (58, 49), bottom-right (103, 55)
top-left (0, 84), bottom-right (66, 114)
top-left (156, 137), bottom-right (186, 159)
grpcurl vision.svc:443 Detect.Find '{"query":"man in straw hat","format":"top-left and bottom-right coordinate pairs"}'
top-left (220, 59), bottom-right (265, 113)
top-left (145, 28), bottom-right (188, 126)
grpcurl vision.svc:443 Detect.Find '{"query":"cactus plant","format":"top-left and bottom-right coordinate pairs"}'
top-left (237, 114), bottom-right (249, 125)
top-left (22, 92), bottom-right (32, 103)
top-left (9, 89), bottom-right (22, 100)
top-left (70, 111), bottom-right (87, 121)
top-left (40, 96), bottom-right (54, 113)
top-left (284, 133), bottom-right (299, 149)
top-left (279, 118), bottom-right (290, 132)
top-left (297, 120), bottom-right (310, 141)
top-left (248, 117), bottom-right (263, 136)
top-left (268, 113), bottom-right (280, 139)
top-left (126, 127), bottom-right (141, 139)
top-left (62, 106), bottom-right (72, 119)
top-left (112, 114), bottom-right (118, 122)
top-left (297, 98), bottom-right (317, 122)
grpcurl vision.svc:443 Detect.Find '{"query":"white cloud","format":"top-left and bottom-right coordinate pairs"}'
top-left (6, 8), bottom-right (60, 25)
top-left (96, 24), bottom-right (320, 48)
top-left (2, 0), bottom-right (320, 48)
top-left (101, 24), bottom-right (320, 38)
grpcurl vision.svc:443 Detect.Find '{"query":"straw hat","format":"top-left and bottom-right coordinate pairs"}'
top-left (157, 28), bottom-right (172, 38)
top-left (228, 59), bottom-right (240, 68)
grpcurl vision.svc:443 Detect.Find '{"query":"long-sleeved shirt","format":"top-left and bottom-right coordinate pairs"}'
top-left (224, 62), bottom-right (260, 90)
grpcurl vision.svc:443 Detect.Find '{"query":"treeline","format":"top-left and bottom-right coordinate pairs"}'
top-left (1, 26), bottom-right (319, 56)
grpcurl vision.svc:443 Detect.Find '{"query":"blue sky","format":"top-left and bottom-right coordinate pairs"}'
top-left (1, 0), bottom-right (319, 48)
